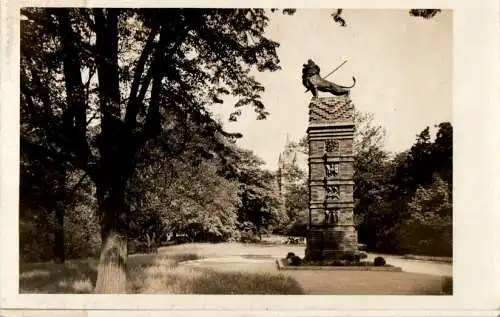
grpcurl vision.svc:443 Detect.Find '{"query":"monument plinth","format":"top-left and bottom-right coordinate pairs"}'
top-left (305, 95), bottom-right (358, 261)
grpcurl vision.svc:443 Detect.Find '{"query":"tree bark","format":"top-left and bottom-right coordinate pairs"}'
top-left (94, 186), bottom-right (129, 293)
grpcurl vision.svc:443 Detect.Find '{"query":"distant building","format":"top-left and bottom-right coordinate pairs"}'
top-left (277, 134), bottom-right (298, 198)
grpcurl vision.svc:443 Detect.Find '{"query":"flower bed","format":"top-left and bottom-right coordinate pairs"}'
top-left (277, 257), bottom-right (402, 272)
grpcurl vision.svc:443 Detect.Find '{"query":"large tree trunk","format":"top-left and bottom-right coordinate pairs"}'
top-left (94, 186), bottom-right (129, 293)
top-left (92, 9), bottom-right (130, 293)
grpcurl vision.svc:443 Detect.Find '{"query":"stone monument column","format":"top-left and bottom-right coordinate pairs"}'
top-left (305, 95), bottom-right (358, 261)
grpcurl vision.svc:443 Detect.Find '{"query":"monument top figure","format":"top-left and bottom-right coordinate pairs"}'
top-left (302, 59), bottom-right (356, 98)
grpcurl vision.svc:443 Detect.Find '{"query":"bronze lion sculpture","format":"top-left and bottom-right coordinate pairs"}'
top-left (302, 59), bottom-right (356, 97)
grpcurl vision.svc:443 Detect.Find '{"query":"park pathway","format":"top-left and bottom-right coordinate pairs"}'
top-left (365, 253), bottom-right (452, 277)
top-left (178, 245), bottom-right (452, 277)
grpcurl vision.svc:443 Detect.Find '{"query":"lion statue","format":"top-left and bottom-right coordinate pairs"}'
top-left (302, 59), bottom-right (356, 97)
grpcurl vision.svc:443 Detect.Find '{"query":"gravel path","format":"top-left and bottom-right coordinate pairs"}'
top-left (365, 253), bottom-right (452, 277)
top-left (179, 247), bottom-right (452, 276)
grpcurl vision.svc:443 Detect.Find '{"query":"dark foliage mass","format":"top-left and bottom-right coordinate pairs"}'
top-left (354, 121), bottom-right (452, 256)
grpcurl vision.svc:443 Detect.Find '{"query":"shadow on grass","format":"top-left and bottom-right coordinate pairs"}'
top-left (19, 252), bottom-right (203, 294)
top-left (19, 260), bottom-right (98, 293)
top-left (404, 275), bottom-right (453, 295)
top-left (441, 276), bottom-right (453, 294)
top-left (171, 252), bottom-right (201, 263)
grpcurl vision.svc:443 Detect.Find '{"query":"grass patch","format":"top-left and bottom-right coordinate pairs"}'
top-left (171, 252), bottom-right (202, 263)
top-left (128, 261), bottom-right (304, 294)
top-left (190, 271), bottom-right (304, 294)
top-left (440, 276), bottom-right (453, 295)
top-left (20, 250), bottom-right (204, 293)
top-left (411, 276), bottom-right (453, 295)
top-left (19, 259), bottom-right (98, 293)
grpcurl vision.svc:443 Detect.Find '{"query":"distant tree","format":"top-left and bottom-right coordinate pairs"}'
top-left (226, 148), bottom-right (284, 239)
top-left (282, 181), bottom-right (308, 237)
top-left (351, 111), bottom-right (392, 245)
top-left (403, 176), bottom-right (452, 256)
top-left (407, 176), bottom-right (452, 225)
top-left (432, 122), bottom-right (453, 188)
top-left (353, 111), bottom-right (386, 155)
top-left (126, 121), bottom-right (243, 244)
top-left (373, 123), bottom-right (453, 254)
top-left (393, 123), bottom-right (452, 196)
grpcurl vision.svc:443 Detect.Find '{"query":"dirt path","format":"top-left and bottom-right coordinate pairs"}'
top-left (171, 243), bottom-right (452, 277)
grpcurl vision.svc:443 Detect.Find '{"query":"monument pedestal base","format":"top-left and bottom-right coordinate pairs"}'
top-left (305, 227), bottom-right (358, 261)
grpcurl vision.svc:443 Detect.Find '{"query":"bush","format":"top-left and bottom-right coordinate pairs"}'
top-left (286, 252), bottom-right (295, 259)
top-left (374, 256), bottom-right (386, 266)
top-left (341, 251), bottom-right (361, 262)
top-left (290, 255), bottom-right (302, 266)
top-left (240, 231), bottom-right (261, 243)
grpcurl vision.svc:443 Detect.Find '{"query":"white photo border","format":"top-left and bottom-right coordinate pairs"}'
top-left (1, 0), bottom-right (499, 313)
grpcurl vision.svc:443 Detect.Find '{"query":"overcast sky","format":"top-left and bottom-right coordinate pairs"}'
top-left (210, 9), bottom-right (452, 171)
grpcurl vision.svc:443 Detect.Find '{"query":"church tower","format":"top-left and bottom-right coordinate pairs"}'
top-left (277, 133), bottom-right (297, 197)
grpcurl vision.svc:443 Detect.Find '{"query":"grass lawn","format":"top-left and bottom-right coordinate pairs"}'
top-left (19, 242), bottom-right (451, 295)
top-left (282, 270), bottom-right (451, 295)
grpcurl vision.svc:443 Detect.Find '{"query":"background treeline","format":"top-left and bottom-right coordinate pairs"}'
top-left (280, 114), bottom-right (452, 257)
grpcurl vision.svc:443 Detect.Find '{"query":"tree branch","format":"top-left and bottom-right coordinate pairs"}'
top-left (142, 24), bottom-right (190, 139)
top-left (20, 136), bottom-right (97, 181)
top-left (125, 24), bottom-right (159, 130)
top-left (57, 9), bottom-right (91, 165)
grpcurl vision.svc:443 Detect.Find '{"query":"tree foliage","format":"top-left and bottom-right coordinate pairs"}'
top-left (21, 8), bottom-right (288, 292)
top-left (358, 122), bottom-right (453, 255)
top-left (226, 147), bottom-right (284, 238)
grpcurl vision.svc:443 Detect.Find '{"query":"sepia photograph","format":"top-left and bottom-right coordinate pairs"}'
top-left (16, 7), bottom-right (453, 295)
top-left (1, 0), bottom-right (499, 313)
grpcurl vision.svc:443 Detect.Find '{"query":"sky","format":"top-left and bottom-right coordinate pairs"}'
top-left (214, 9), bottom-right (453, 171)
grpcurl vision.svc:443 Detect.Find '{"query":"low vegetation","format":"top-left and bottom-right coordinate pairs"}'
top-left (20, 242), bottom-right (452, 295)
top-left (20, 245), bottom-right (304, 294)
